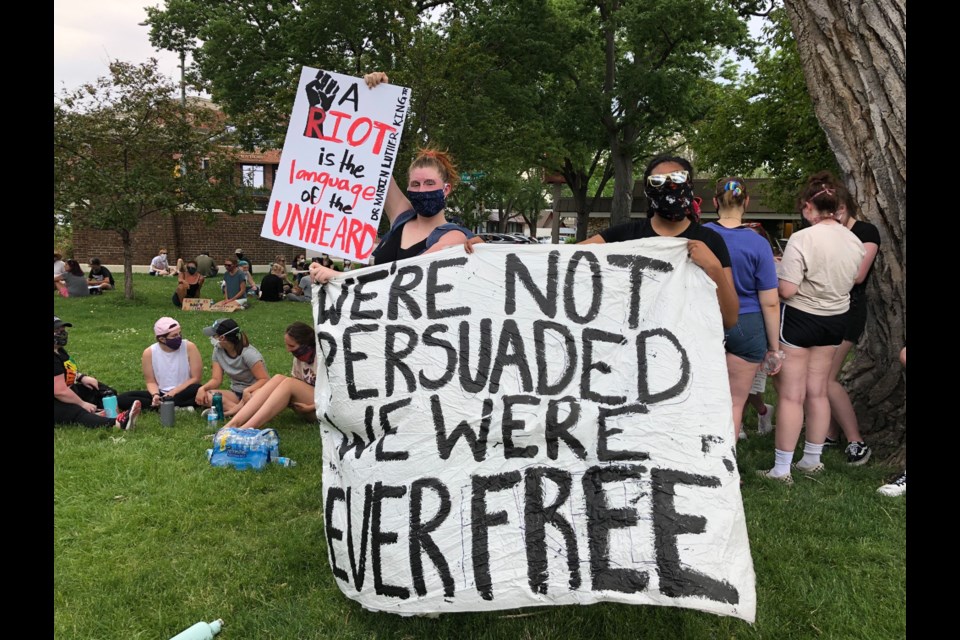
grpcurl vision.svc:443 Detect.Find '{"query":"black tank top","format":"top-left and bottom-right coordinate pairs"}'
top-left (372, 221), bottom-right (427, 264)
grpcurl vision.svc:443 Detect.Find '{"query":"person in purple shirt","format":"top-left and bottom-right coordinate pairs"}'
top-left (705, 178), bottom-right (782, 441)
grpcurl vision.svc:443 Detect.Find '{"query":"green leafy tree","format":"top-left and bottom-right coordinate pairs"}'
top-left (145, 1), bottom-right (449, 149)
top-left (54, 59), bottom-right (254, 299)
top-left (688, 6), bottom-right (838, 211)
top-left (589, 0), bottom-right (749, 226)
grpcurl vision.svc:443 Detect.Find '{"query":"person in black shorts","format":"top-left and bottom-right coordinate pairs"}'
top-left (758, 172), bottom-right (864, 484)
top-left (824, 187), bottom-right (881, 465)
top-left (579, 154), bottom-right (739, 330)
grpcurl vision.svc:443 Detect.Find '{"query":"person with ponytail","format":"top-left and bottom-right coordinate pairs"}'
top-left (196, 318), bottom-right (270, 417)
top-left (310, 72), bottom-right (478, 283)
top-left (704, 178), bottom-right (782, 440)
top-left (223, 322), bottom-right (318, 430)
top-left (579, 154), bottom-right (739, 330)
top-left (757, 172), bottom-right (865, 484)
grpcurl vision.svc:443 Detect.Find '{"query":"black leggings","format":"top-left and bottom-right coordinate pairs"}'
top-left (121, 384), bottom-right (202, 410)
top-left (53, 384), bottom-right (140, 428)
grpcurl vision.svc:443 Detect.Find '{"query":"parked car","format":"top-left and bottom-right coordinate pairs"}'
top-left (479, 233), bottom-right (527, 244)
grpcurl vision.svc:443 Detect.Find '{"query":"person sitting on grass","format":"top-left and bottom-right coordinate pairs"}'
top-left (53, 316), bottom-right (141, 430)
top-left (196, 318), bottom-right (269, 417)
top-left (121, 317), bottom-right (204, 412)
top-left (172, 259), bottom-right (205, 308)
top-left (238, 259), bottom-right (260, 298)
top-left (87, 258), bottom-right (115, 291)
top-left (220, 258), bottom-right (248, 307)
top-left (149, 247), bottom-right (176, 276)
top-left (223, 321), bottom-right (317, 430)
top-left (285, 272), bottom-right (315, 302)
top-left (195, 252), bottom-right (219, 277)
top-left (54, 259), bottom-right (90, 298)
top-left (258, 262), bottom-right (287, 302)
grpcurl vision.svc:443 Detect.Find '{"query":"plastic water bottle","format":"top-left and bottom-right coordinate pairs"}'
top-left (101, 391), bottom-right (119, 419)
top-left (249, 433), bottom-right (267, 470)
top-left (276, 456), bottom-right (297, 467)
top-left (761, 350), bottom-right (785, 375)
top-left (169, 618), bottom-right (223, 640)
top-left (207, 408), bottom-right (219, 430)
top-left (261, 429), bottom-right (280, 464)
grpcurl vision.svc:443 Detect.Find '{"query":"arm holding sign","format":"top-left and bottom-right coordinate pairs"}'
top-left (364, 72), bottom-right (412, 225)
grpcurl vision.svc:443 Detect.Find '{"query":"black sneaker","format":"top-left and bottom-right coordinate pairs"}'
top-left (116, 400), bottom-right (142, 431)
top-left (823, 436), bottom-right (839, 447)
top-left (845, 441), bottom-right (871, 466)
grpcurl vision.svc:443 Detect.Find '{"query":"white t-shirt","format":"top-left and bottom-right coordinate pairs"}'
top-left (151, 254), bottom-right (169, 271)
top-left (53, 260), bottom-right (66, 276)
top-left (777, 222), bottom-right (865, 316)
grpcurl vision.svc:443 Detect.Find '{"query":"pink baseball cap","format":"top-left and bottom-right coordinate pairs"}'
top-left (154, 317), bottom-right (180, 337)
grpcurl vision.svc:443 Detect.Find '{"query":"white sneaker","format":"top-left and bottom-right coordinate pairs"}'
top-left (738, 426), bottom-right (747, 440)
top-left (757, 404), bottom-right (774, 434)
top-left (877, 471), bottom-right (906, 497)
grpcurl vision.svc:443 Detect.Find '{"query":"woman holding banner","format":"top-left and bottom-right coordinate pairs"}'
top-left (579, 154), bottom-right (739, 331)
top-left (758, 172), bottom-right (864, 484)
top-left (310, 73), bottom-right (477, 283)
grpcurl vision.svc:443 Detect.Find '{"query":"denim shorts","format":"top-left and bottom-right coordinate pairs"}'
top-left (723, 312), bottom-right (767, 363)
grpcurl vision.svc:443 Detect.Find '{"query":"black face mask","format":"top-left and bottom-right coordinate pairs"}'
top-left (646, 181), bottom-right (696, 221)
top-left (55, 331), bottom-right (69, 347)
top-left (407, 188), bottom-right (447, 217)
top-left (187, 266), bottom-right (198, 275)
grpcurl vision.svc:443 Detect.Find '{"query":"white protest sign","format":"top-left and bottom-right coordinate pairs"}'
top-left (312, 238), bottom-right (755, 622)
top-left (261, 68), bottom-right (410, 262)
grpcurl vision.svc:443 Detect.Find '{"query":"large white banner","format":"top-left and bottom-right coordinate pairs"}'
top-left (312, 238), bottom-right (756, 622)
top-left (261, 67), bottom-right (410, 262)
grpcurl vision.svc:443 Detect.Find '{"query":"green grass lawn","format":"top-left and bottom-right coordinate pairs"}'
top-left (53, 275), bottom-right (905, 639)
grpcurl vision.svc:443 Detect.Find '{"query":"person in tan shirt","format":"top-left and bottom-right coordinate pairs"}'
top-left (758, 172), bottom-right (864, 484)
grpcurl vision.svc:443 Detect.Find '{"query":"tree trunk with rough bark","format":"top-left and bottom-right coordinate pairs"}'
top-left (783, 0), bottom-right (906, 463)
top-left (121, 229), bottom-right (134, 300)
top-left (608, 141), bottom-right (634, 229)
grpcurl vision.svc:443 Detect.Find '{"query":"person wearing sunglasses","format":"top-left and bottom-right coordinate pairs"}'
top-left (703, 178), bottom-right (782, 441)
top-left (757, 172), bottom-right (865, 484)
top-left (223, 322), bottom-right (318, 430)
top-left (580, 154), bottom-right (739, 330)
